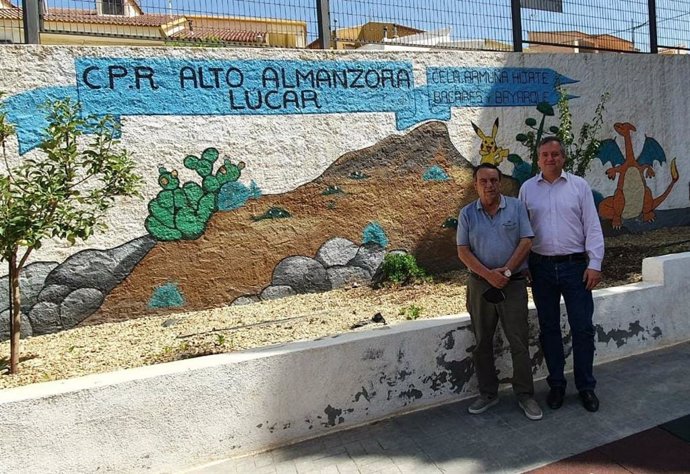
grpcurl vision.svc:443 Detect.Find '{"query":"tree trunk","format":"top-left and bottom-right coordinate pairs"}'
top-left (9, 252), bottom-right (21, 374)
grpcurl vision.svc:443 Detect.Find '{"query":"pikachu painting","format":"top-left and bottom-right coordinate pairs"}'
top-left (471, 118), bottom-right (510, 165)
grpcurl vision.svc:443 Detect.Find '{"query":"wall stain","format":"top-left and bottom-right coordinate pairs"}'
top-left (354, 387), bottom-right (372, 402)
top-left (304, 417), bottom-right (314, 430)
top-left (596, 321), bottom-right (645, 347)
top-left (530, 344), bottom-right (544, 374)
top-left (564, 328), bottom-right (574, 358)
top-left (377, 370), bottom-right (404, 387)
top-left (442, 330), bottom-right (455, 350)
top-left (423, 354), bottom-right (474, 393)
top-left (399, 386), bottom-right (423, 401)
top-left (441, 326), bottom-right (472, 351)
top-left (323, 405), bottom-right (353, 427)
top-left (397, 369), bottom-right (412, 382)
top-left (363, 348), bottom-right (384, 360)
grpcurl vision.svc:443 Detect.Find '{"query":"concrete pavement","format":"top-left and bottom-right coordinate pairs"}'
top-left (185, 341), bottom-right (690, 473)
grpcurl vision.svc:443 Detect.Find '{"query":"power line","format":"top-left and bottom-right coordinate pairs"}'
top-left (606, 9), bottom-right (690, 37)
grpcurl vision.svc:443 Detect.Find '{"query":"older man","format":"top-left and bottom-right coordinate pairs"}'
top-left (519, 137), bottom-right (605, 412)
top-left (457, 163), bottom-right (542, 421)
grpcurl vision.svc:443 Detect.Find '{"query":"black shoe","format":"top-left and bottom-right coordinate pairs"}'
top-left (546, 387), bottom-right (565, 409)
top-left (579, 390), bottom-right (599, 412)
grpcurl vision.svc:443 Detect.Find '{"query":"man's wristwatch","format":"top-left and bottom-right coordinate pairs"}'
top-left (503, 269), bottom-right (512, 278)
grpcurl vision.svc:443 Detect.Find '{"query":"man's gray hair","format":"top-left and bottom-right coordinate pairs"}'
top-left (537, 136), bottom-right (567, 158)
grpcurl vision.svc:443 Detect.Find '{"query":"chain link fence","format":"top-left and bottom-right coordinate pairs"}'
top-left (1, 0), bottom-right (690, 54)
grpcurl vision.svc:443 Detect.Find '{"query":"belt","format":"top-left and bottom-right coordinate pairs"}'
top-left (470, 272), bottom-right (525, 282)
top-left (530, 252), bottom-right (587, 263)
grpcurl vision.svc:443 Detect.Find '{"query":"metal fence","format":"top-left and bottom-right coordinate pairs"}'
top-left (2, 0), bottom-right (690, 54)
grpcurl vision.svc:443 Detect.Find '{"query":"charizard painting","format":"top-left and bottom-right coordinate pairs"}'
top-left (597, 122), bottom-right (679, 229)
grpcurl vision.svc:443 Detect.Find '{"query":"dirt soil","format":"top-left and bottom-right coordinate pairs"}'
top-left (2, 226), bottom-right (689, 389)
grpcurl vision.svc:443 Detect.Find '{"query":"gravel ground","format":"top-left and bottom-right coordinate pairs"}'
top-left (1, 226), bottom-right (689, 389)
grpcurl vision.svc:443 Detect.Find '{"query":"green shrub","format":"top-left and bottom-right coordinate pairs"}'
top-left (399, 304), bottom-right (422, 320)
top-left (381, 253), bottom-right (430, 285)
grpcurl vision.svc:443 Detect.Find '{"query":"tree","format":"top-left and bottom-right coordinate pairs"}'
top-left (556, 87), bottom-right (609, 177)
top-left (0, 97), bottom-right (142, 374)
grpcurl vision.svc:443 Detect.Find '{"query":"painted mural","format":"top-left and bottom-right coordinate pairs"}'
top-left (1, 49), bottom-right (689, 339)
top-left (145, 147), bottom-right (250, 241)
top-left (471, 118), bottom-right (511, 166)
top-left (597, 122), bottom-right (679, 229)
top-left (89, 120), bottom-right (518, 326)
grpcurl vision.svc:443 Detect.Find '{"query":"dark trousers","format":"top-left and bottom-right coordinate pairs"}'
top-left (529, 255), bottom-right (596, 391)
top-left (466, 276), bottom-right (534, 399)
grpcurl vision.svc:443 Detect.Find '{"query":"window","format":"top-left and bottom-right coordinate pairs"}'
top-left (97, 0), bottom-right (125, 16)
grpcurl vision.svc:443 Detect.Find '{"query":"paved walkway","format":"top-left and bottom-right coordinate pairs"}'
top-left (186, 342), bottom-right (690, 473)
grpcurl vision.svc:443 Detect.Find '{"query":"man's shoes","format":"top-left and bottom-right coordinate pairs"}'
top-left (518, 397), bottom-right (543, 421)
top-left (546, 387), bottom-right (565, 409)
top-left (468, 395), bottom-right (499, 414)
top-left (579, 390), bottom-right (599, 412)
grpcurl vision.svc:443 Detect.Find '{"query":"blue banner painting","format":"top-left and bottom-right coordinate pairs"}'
top-left (76, 58), bottom-right (416, 117)
top-left (426, 67), bottom-right (576, 108)
top-left (3, 58), bottom-right (577, 154)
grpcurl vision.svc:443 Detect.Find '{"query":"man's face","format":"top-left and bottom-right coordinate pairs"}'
top-left (537, 141), bottom-right (566, 176)
top-left (474, 167), bottom-right (501, 203)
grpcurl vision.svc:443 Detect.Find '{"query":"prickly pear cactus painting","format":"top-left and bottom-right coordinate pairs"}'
top-left (145, 148), bottom-right (246, 241)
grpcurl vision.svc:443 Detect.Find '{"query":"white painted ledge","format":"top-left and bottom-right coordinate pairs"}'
top-left (1, 252), bottom-right (689, 474)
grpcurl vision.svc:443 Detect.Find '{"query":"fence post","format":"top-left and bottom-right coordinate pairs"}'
top-left (316, 0), bottom-right (331, 49)
top-left (648, 0), bottom-right (658, 53)
top-left (22, 0), bottom-right (41, 44)
top-left (511, 0), bottom-right (523, 52)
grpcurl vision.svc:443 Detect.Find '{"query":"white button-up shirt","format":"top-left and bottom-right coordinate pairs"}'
top-left (519, 171), bottom-right (604, 271)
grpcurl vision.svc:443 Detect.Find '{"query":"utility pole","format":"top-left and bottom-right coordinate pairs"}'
top-left (648, 0), bottom-right (658, 53)
top-left (511, 0), bottom-right (523, 52)
top-left (22, 0), bottom-right (41, 44)
top-left (316, 0), bottom-right (331, 49)
top-left (631, 18), bottom-right (636, 49)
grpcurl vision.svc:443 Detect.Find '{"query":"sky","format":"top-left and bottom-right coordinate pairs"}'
top-left (42, 0), bottom-right (690, 51)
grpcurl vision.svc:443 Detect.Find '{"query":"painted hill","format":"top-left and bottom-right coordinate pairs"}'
top-left (86, 121), bottom-right (519, 324)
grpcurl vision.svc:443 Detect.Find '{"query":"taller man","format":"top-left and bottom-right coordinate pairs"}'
top-left (519, 137), bottom-right (605, 412)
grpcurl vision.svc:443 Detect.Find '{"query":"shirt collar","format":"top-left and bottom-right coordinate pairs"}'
top-left (537, 170), bottom-right (568, 182)
top-left (475, 194), bottom-right (506, 212)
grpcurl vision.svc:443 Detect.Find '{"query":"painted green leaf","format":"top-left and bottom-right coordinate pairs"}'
top-left (537, 102), bottom-right (555, 116)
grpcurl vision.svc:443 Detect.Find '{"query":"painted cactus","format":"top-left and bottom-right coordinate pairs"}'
top-left (145, 168), bottom-right (185, 241)
top-left (146, 148), bottom-right (245, 241)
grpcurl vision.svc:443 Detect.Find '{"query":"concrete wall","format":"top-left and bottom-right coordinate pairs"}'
top-left (1, 251), bottom-right (689, 473)
top-left (1, 45), bottom-right (690, 334)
